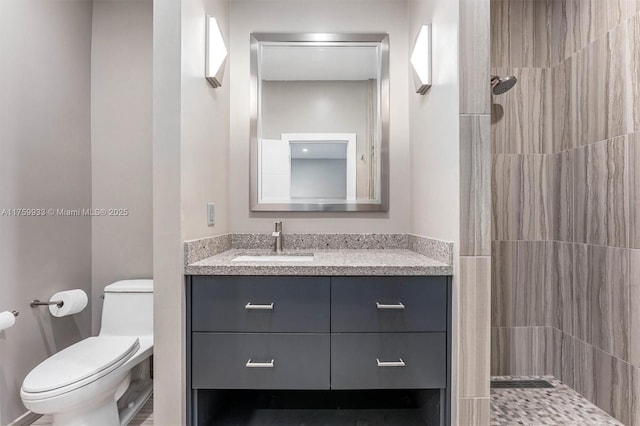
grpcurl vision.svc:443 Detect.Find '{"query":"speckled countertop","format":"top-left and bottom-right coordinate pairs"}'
top-left (185, 248), bottom-right (452, 276)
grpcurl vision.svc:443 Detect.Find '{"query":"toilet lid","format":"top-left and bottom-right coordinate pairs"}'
top-left (22, 336), bottom-right (140, 393)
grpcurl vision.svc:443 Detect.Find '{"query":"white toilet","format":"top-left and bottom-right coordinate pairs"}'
top-left (21, 279), bottom-right (154, 426)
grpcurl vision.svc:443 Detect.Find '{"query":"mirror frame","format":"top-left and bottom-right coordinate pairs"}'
top-left (249, 32), bottom-right (390, 212)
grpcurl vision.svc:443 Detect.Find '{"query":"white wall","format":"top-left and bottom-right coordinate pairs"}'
top-left (90, 0), bottom-right (153, 334)
top-left (408, 0), bottom-right (460, 242)
top-left (408, 0), bottom-right (460, 423)
top-left (0, 0), bottom-right (93, 423)
top-left (153, 0), bottom-right (230, 423)
top-left (229, 0), bottom-right (410, 233)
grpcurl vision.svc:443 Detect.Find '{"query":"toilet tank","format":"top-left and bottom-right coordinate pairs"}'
top-left (99, 279), bottom-right (153, 337)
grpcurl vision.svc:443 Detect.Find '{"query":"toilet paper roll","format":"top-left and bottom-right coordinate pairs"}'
top-left (49, 289), bottom-right (88, 317)
top-left (0, 311), bottom-right (16, 331)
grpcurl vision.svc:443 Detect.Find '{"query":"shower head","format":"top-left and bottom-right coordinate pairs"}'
top-left (491, 75), bottom-right (518, 95)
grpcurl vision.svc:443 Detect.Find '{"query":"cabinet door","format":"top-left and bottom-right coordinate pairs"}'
top-left (192, 333), bottom-right (330, 389)
top-left (331, 333), bottom-right (446, 389)
top-left (191, 276), bottom-right (330, 332)
top-left (331, 277), bottom-right (447, 332)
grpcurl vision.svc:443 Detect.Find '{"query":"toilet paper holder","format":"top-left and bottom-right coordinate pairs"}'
top-left (30, 300), bottom-right (64, 308)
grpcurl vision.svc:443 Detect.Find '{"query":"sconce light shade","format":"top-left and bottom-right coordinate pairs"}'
top-left (410, 24), bottom-right (432, 94)
top-left (206, 16), bottom-right (227, 88)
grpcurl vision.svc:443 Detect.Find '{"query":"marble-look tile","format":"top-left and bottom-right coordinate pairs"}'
top-left (629, 15), bottom-right (640, 134)
top-left (572, 22), bottom-right (629, 147)
top-left (560, 330), bottom-right (576, 389)
top-left (460, 257), bottom-right (491, 398)
top-left (459, 398), bottom-right (490, 426)
top-left (630, 133), bottom-right (640, 248)
top-left (552, 57), bottom-right (575, 152)
top-left (492, 155), bottom-right (553, 241)
top-left (460, 0), bottom-right (490, 114)
top-left (552, 242), bottom-right (574, 335)
top-left (631, 284), bottom-right (640, 368)
top-left (632, 249), bottom-right (640, 285)
top-left (574, 338), bottom-right (596, 401)
top-left (574, 137), bottom-right (629, 248)
top-left (517, 241), bottom-right (553, 327)
top-left (632, 366), bottom-right (640, 426)
top-left (490, 0), bottom-right (556, 68)
top-left (573, 244), bottom-right (630, 361)
top-left (565, 0), bottom-right (627, 56)
top-left (592, 347), bottom-right (633, 425)
top-left (460, 116), bottom-right (491, 256)
top-left (629, 0), bottom-right (640, 19)
top-left (491, 241), bottom-right (517, 328)
top-left (491, 68), bottom-right (552, 155)
top-left (491, 326), bottom-right (554, 376)
top-left (550, 151), bottom-right (574, 242)
top-left (492, 155), bottom-right (521, 241)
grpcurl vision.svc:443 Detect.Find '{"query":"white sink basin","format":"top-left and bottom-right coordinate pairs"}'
top-left (231, 254), bottom-right (314, 262)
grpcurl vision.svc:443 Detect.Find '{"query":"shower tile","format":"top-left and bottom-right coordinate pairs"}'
top-left (629, 0), bottom-right (640, 18)
top-left (572, 22), bottom-right (629, 148)
top-left (551, 242), bottom-right (574, 335)
top-left (517, 241), bottom-right (554, 327)
top-left (459, 397), bottom-right (490, 426)
top-left (491, 154), bottom-right (554, 241)
top-left (630, 15), bottom-right (640, 134)
top-left (460, 0), bottom-right (490, 114)
top-left (460, 256), bottom-right (491, 398)
top-left (491, 326), bottom-right (554, 376)
top-left (631, 284), bottom-right (640, 368)
top-left (491, 68), bottom-right (553, 155)
top-left (492, 154), bottom-right (522, 240)
top-left (630, 133), bottom-right (640, 248)
top-left (560, 331), bottom-right (576, 389)
top-left (574, 137), bottom-right (629, 248)
top-left (491, 241), bottom-right (517, 327)
top-left (461, 116), bottom-right (491, 256)
top-left (632, 366), bottom-right (640, 426)
top-left (521, 155), bottom-right (554, 240)
top-left (574, 244), bottom-right (630, 361)
top-left (550, 151), bottom-right (574, 242)
top-left (574, 338), bottom-right (596, 401)
top-left (632, 249), bottom-right (640, 286)
top-left (552, 57), bottom-right (575, 152)
top-left (565, 0), bottom-right (627, 56)
top-left (592, 347), bottom-right (632, 425)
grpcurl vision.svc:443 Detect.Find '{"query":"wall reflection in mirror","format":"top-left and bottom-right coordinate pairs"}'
top-left (250, 33), bottom-right (389, 212)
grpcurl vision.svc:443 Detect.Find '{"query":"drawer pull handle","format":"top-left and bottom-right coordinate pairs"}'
top-left (376, 302), bottom-right (405, 310)
top-left (246, 359), bottom-right (275, 368)
top-left (245, 302), bottom-right (274, 310)
top-left (376, 358), bottom-right (405, 367)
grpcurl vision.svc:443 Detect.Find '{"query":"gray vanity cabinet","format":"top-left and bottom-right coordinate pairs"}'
top-left (187, 275), bottom-right (452, 426)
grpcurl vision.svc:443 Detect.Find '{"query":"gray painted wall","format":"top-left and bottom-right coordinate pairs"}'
top-left (90, 0), bottom-right (153, 334)
top-left (0, 0), bottom-right (93, 423)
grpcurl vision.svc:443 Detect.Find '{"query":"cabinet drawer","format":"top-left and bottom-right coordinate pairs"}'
top-left (192, 333), bottom-right (330, 389)
top-left (331, 333), bottom-right (446, 389)
top-left (331, 277), bottom-right (447, 332)
top-left (191, 276), bottom-right (330, 332)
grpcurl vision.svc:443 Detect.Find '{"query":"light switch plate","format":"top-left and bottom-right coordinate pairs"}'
top-left (207, 203), bottom-right (215, 226)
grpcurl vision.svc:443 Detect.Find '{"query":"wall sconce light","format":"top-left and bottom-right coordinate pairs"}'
top-left (410, 24), bottom-right (432, 94)
top-left (206, 16), bottom-right (227, 88)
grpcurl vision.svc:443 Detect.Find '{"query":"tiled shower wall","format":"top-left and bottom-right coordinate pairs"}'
top-left (491, 1), bottom-right (640, 424)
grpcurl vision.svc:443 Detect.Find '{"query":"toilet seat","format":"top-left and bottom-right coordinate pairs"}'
top-left (21, 336), bottom-right (139, 400)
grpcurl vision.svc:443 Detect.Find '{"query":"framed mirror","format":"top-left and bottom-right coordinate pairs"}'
top-left (250, 33), bottom-right (389, 212)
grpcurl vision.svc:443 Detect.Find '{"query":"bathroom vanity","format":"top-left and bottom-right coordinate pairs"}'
top-left (185, 245), bottom-right (453, 426)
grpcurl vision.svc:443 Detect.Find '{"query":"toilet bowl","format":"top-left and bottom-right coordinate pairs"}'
top-left (20, 280), bottom-right (153, 426)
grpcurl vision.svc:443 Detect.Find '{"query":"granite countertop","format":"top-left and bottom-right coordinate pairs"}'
top-left (185, 248), bottom-right (452, 276)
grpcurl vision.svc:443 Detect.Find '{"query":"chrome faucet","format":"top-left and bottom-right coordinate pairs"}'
top-left (272, 221), bottom-right (283, 253)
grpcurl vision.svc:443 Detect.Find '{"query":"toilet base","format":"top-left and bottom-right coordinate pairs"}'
top-left (47, 374), bottom-right (131, 426)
